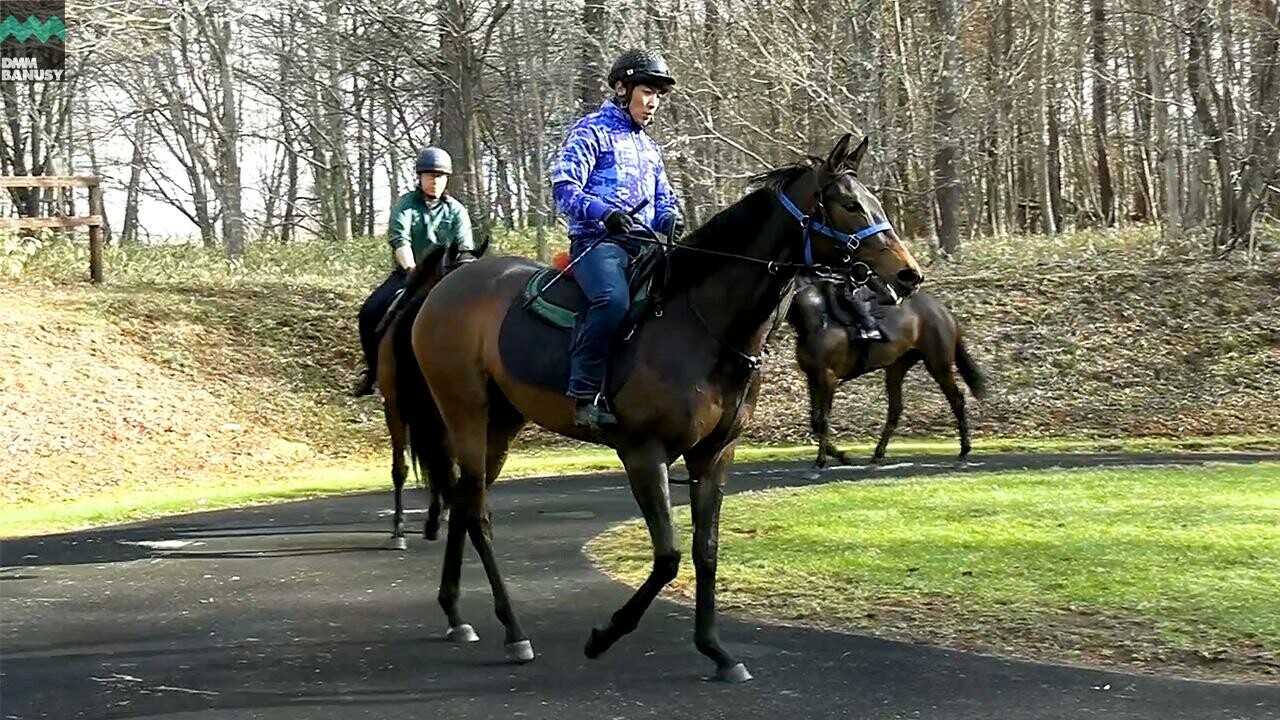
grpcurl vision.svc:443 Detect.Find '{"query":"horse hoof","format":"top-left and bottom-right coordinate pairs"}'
top-left (446, 624), bottom-right (479, 643)
top-left (389, 536), bottom-right (408, 551)
top-left (505, 639), bottom-right (535, 663)
top-left (716, 663), bottom-right (753, 683)
top-left (424, 524), bottom-right (439, 541)
top-left (583, 627), bottom-right (610, 659)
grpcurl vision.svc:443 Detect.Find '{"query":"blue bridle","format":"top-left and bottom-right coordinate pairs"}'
top-left (777, 191), bottom-right (894, 267)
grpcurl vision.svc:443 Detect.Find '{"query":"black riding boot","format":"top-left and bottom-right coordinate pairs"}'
top-left (573, 394), bottom-right (620, 430)
top-left (846, 294), bottom-right (886, 342)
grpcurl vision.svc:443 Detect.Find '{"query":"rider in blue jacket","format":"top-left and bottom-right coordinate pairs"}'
top-left (552, 49), bottom-right (684, 429)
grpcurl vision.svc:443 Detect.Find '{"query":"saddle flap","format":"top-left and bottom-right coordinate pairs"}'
top-left (499, 265), bottom-right (642, 398)
top-left (519, 243), bottom-right (670, 331)
top-left (521, 268), bottom-right (582, 329)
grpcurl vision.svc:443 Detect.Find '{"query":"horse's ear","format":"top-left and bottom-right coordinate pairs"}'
top-left (825, 133), bottom-right (853, 169)
top-left (846, 136), bottom-right (870, 174)
top-left (475, 233), bottom-right (492, 257)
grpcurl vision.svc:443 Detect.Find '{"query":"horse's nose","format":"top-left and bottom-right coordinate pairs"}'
top-left (897, 267), bottom-right (923, 288)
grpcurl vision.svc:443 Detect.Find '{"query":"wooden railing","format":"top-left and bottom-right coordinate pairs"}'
top-left (0, 176), bottom-right (106, 283)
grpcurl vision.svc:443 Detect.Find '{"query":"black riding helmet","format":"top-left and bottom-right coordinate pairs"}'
top-left (607, 49), bottom-right (676, 93)
top-left (416, 147), bottom-right (452, 175)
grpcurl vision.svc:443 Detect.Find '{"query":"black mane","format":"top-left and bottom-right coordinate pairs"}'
top-left (744, 155), bottom-right (823, 194)
top-left (664, 157), bottom-right (818, 291)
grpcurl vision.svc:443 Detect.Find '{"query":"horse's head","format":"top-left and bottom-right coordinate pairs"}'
top-left (782, 134), bottom-right (923, 303)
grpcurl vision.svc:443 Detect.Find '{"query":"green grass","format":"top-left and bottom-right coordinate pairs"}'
top-left (5, 435), bottom-right (1275, 540)
top-left (588, 462), bottom-right (1280, 682)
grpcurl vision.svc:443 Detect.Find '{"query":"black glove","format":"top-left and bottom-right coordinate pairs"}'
top-left (602, 209), bottom-right (635, 235)
top-left (669, 216), bottom-right (686, 241)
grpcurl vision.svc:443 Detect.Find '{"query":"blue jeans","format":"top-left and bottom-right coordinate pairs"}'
top-left (567, 240), bottom-right (631, 399)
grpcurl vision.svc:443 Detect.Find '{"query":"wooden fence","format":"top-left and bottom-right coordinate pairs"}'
top-left (0, 176), bottom-right (106, 283)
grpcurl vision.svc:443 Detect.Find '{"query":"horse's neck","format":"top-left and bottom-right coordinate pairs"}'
top-left (685, 208), bottom-right (799, 361)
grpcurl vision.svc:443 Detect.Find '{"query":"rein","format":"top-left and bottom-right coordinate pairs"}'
top-left (649, 188), bottom-right (891, 370)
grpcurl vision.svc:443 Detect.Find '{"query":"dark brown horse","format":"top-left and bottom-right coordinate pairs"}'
top-left (375, 241), bottom-right (487, 550)
top-left (787, 277), bottom-right (987, 468)
top-left (400, 135), bottom-right (923, 681)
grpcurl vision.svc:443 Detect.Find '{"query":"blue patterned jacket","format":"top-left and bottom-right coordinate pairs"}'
top-left (551, 100), bottom-right (680, 249)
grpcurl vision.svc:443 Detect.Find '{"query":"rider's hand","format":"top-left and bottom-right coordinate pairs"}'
top-left (393, 245), bottom-right (416, 272)
top-left (670, 216), bottom-right (686, 241)
top-left (602, 210), bottom-right (635, 235)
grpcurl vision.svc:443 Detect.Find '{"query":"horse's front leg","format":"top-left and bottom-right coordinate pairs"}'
top-left (806, 370), bottom-right (829, 469)
top-left (384, 405), bottom-right (409, 550)
top-left (584, 443), bottom-right (678, 659)
top-left (685, 443), bottom-right (752, 682)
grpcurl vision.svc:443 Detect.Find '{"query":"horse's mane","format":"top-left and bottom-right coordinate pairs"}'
top-left (663, 156), bottom-right (820, 292)
top-left (742, 155), bottom-right (823, 195)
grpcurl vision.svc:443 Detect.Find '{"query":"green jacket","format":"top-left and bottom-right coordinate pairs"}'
top-left (388, 191), bottom-right (474, 260)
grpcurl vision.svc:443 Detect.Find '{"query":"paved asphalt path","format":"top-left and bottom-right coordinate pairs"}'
top-left (3, 452), bottom-right (1278, 720)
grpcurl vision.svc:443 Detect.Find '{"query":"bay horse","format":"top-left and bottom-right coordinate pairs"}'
top-left (787, 277), bottom-right (987, 468)
top-left (374, 240), bottom-right (488, 551)
top-left (401, 134), bottom-right (923, 681)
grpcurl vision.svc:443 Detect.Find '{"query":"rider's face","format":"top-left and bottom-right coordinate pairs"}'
top-left (420, 172), bottom-right (448, 198)
top-left (620, 83), bottom-right (666, 127)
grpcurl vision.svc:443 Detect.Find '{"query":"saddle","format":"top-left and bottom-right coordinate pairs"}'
top-left (498, 241), bottom-right (671, 395)
top-left (814, 281), bottom-right (885, 335)
top-left (519, 241), bottom-right (669, 333)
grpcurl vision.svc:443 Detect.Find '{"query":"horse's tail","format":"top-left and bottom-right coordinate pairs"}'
top-left (389, 248), bottom-right (456, 508)
top-left (954, 334), bottom-right (988, 401)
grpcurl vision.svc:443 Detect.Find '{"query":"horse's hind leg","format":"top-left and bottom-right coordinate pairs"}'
top-left (434, 379), bottom-right (532, 660)
top-left (685, 444), bottom-right (751, 682)
top-left (437, 486), bottom-right (477, 642)
top-left (422, 449), bottom-right (452, 541)
top-left (873, 358), bottom-right (915, 462)
top-left (484, 385), bottom-right (526, 485)
top-left (923, 353), bottom-right (970, 460)
top-left (462, 483), bottom-right (533, 662)
top-left (585, 443), bottom-right (678, 659)
top-left (467, 390), bottom-right (532, 661)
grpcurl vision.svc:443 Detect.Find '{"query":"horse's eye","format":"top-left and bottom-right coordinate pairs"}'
top-left (843, 202), bottom-right (862, 213)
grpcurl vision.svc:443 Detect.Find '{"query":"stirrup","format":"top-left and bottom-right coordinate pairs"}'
top-left (350, 368), bottom-right (374, 397)
top-left (573, 394), bottom-right (619, 429)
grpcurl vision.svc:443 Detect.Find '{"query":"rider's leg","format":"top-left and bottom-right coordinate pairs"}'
top-left (352, 270), bottom-right (407, 396)
top-left (839, 285), bottom-right (886, 342)
top-left (567, 241), bottom-right (631, 428)
top-left (848, 295), bottom-right (885, 341)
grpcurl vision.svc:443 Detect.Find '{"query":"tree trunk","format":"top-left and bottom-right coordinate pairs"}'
top-left (217, 12), bottom-right (245, 258)
top-left (325, 0), bottom-right (351, 243)
top-left (1185, 0), bottom-right (1235, 249)
top-left (121, 113), bottom-right (148, 245)
top-left (1091, 0), bottom-right (1115, 226)
top-left (1035, 0), bottom-right (1058, 235)
top-left (440, 0), bottom-right (484, 228)
top-left (385, 81), bottom-right (402, 199)
top-left (1148, 9), bottom-right (1182, 231)
top-left (578, 1), bottom-right (607, 109)
top-left (1236, 0), bottom-right (1280, 245)
top-left (931, 0), bottom-right (962, 254)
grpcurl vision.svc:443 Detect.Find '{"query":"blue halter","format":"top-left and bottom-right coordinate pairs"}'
top-left (777, 191), bottom-right (894, 266)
